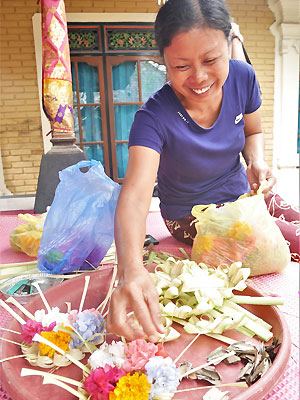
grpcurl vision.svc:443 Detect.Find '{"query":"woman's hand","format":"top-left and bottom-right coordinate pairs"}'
top-left (246, 159), bottom-right (276, 196)
top-left (243, 110), bottom-right (276, 196)
top-left (106, 266), bottom-right (165, 342)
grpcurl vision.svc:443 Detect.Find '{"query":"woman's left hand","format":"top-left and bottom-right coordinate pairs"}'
top-left (243, 111), bottom-right (277, 197)
top-left (246, 159), bottom-right (276, 196)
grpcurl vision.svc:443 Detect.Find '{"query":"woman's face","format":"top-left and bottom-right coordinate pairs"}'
top-left (163, 27), bottom-right (229, 108)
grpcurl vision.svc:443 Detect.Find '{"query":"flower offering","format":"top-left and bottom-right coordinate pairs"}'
top-left (0, 260), bottom-right (283, 399)
top-left (82, 338), bottom-right (180, 400)
top-left (19, 305), bottom-right (105, 368)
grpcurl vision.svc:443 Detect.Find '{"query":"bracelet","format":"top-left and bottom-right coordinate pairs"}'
top-left (231, 34), bottom-right (243, 44)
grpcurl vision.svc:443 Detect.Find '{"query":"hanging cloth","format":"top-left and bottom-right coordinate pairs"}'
top-left (41, 0), bottom-right (75, 140)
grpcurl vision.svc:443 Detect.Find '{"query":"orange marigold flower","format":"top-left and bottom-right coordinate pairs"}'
top-left (194, 234), bottom-right (214, 254)
top-left (109, 372), bottom-right (150, 400)
top-left (39, 330), bottom-right (72, 357)
top-left (227, 221), bottom-right (253, 241)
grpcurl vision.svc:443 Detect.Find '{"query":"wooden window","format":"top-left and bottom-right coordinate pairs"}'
top-left (69, 24), bottom-right (166, 182)
top-left (71, 56), bottom-right (110, 175)
top-left (106, 55), bottom-right (165, 181)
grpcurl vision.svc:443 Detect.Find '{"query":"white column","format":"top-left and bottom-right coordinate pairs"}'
top-left (0, 146), bottom-right (12, 196)
top-left (270, 17), bottom-right (300, 205)
top-left (277, 24), bottom-right (299, 168)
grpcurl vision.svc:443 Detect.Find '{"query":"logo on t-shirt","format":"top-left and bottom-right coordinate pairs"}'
top-left (177, 111), bottom-right (189, 123)
top-left (234, 113), bottom-right (243, 124)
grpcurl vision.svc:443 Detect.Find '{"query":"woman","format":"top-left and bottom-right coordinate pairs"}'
top-left (107, 0), bottom-right (299, 342)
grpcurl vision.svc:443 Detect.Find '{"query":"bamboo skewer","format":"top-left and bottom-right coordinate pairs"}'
top-left (32, 282), bottom-right (51, 313)
top-left (78, 276), bottom-right (90, 313)
top-left (0, 261), bottom-right (37, 269)
top-left (175, 382), bottom-right (248, 394)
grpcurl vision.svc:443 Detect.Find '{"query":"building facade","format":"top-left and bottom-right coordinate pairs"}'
top-left (0, 0), bottom-right (299, 203)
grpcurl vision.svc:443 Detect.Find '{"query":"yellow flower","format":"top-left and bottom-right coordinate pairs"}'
top-left (39, 330), bottom-right (72, 357)
top-left (109, 372), bottom-right (150, 400)
top-left (227, 221), bottom-right (253, 241)
top-left (194, 234), bottom-right (214, 254)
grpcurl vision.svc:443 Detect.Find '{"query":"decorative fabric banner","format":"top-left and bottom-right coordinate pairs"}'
top-left (41, 0), bottom-right (75, 139)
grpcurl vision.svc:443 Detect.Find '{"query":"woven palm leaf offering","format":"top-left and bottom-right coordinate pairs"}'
top-left (0, 258), bottom-right (288, 399)
top-left (0, 275), bottom-right (105, 369)
top-left (150, 258), bottom-right (282, 341)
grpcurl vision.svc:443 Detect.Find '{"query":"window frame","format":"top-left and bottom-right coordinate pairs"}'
top-left (71, 56), bottom-right (111, 175)
top-left (105, 55), bottom-right (163, 181)
top-left (68, 22), bottom-right (165, 182)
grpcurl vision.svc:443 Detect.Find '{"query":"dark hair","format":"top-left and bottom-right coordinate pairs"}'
top-left (155, 0), bottom-right (232, 55)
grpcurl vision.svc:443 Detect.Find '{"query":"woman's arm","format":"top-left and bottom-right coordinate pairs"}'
top-left (231, 36), bottom-right (246, 62)
top-left (243, 109), bottom-right (276, 195)
top-left (106, 145), bottom-right (165, 341)
top-left (230, 22), bottom-right (246, 62)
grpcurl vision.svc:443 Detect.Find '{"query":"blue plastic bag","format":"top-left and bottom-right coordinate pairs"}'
top-left (37, 160), bottom-right (120, 274)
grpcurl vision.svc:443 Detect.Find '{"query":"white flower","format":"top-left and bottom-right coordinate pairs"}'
top-left (34, 307), bottom-right (70, 331)
top-left (88, 343), bottom-right (114, 369)
top-left (108, 341), bottom-right (126, 367)
top-left (34, 308), bottom-right (46, 323)
top-left (88, 341), bottom-right (126, 369)
top-left (146, 356), bottom-right (180, 399)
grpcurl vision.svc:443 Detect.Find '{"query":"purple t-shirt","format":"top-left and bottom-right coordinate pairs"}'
top-left (128, 59), bottom-right (262, 220)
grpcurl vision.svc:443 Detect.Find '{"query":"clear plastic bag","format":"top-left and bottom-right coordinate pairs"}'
top-left (191, 190), bottom-right (290, 276)
top-left (37, 160), bottom-right (120, 274)
top-left (9, 213), bottom-right (47, 258)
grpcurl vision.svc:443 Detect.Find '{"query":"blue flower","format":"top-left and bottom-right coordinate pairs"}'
top-left (70, 312), bottom-right (105, 349)
top-left (145, 356), bottom-right (180, 398)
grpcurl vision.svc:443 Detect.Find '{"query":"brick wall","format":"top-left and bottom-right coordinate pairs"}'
top-left (0, 0), bottom-right (275, 195)
top-left (0, 1), bottom-right (42, 194)
top-left (228, 0), bottom-right (275, 165)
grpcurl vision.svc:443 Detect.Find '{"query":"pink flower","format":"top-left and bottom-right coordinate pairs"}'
top-left (83, 308), bottom-right (100, 317)
top-left (122, 339), bottom-right (158, 372)
top-left (21, 319), bottom-right (56, 344)
top-left (42, 321), bottom-right (56, 332)
top-left (68, 310), bottom-right (78, 324)
top-left (68, 308), bottom-right (100, 324)
top-left (82, 364), bottom-right (125, 400)
top-left (155, 342), bottom-right (169, 358)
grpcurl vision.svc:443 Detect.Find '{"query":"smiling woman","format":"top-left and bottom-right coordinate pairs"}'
top-left (163, 28), bottom-right (229, 128)
top-left (105, 0), bottom-right (300, 344)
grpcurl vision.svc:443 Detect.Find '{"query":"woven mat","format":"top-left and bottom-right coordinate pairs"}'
top-left (0, 212), bottom-right (299, 400)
